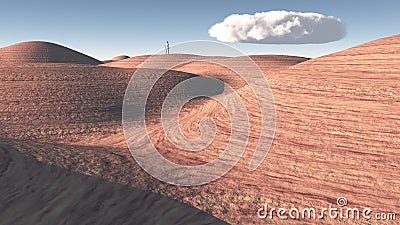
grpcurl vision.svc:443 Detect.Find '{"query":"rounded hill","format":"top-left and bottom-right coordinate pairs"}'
top-left (0, 41), bottom-right (102, 65)
top-left (111, 55), bottom-right (130, 61)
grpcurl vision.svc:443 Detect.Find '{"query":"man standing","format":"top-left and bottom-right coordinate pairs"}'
top-left (165, 41), bottom-right (170, 54)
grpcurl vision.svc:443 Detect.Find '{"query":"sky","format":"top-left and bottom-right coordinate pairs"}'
top-left (0, 0), bottom-right (399, 60)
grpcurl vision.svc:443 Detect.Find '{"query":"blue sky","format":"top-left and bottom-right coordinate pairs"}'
top-left (0, 0), bottom-right (399, 60)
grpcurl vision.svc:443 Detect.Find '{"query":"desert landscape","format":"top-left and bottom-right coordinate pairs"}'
top-left (0, 143), bottom-right (227, 225)
top-left (0, 34), bottom-right (399, 225)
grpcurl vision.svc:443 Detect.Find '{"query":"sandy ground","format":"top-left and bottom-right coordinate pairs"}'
top-left (0, 144), bottom-right (228, 225)
top-left (1, 35), bottom-right (399, 224)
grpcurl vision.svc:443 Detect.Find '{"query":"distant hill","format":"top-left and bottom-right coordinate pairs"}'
top-left (0, 41), bottom-right (102, 65)
top-left (102, 55), bottom-right (131, 64)
top-left (101, 54), bottom-right (202, 68)
top-left (112, 55), bottom-right (130, 61)
top-left (101, 53), bottom-right (309, 72)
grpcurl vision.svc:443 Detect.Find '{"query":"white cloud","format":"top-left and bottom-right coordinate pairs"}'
top-left (208, 11), bottom-right (346, 44)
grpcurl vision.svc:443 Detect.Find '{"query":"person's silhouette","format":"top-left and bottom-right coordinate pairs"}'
top-left (165, 41), bottom-right (170, 54)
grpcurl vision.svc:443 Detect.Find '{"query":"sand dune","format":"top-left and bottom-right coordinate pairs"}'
top-left (0, 144), bottom-right (227, 225)
top-left (0, 41), bottom-right (102, 65)
top-left (102, 54), bottom-right (202, 69)
top-left (103, 54), bottom-right (309, 91)
top-left (0, 64), bottom-right (222, 142)
top-left (103, 54), bottom-right (151, 67)
top-left (112, 55), bottom-right (130, 61)
top-left (166, 34), bottom-right (400, 223)
top-left (0, 35), bottom-right (399, 225)
top-left (102, 53), bottom-right (308, 71)
top-left (86, 35), bottom-right (400, 224)
top-left (172, 55), bottom-right (309, 90)
top-left (103, 55), bottom-right (131, 63)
